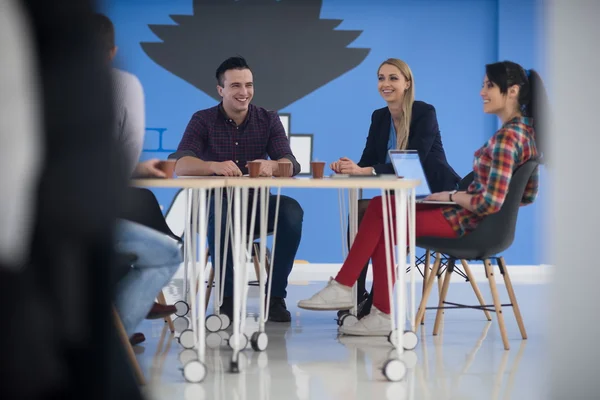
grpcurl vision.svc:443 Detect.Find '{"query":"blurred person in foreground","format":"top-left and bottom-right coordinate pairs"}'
top-left (0, 1), bottom-right (143, 398)
top-left (92, 13), bottom-right (182, 346)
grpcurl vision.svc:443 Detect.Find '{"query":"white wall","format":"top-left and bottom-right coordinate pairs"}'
top-left (548, 1), bottom-right (600, 398)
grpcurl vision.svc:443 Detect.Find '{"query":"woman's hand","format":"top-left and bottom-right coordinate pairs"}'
top-left (424, 191), bottom-right (453, 202)
top-left (338, 157), bottom-right (370, 175)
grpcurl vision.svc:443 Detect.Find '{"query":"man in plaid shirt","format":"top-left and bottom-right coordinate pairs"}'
top-left (170, 57), bottom-right (303, 322)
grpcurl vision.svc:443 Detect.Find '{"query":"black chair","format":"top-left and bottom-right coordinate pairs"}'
top-left (414, 159), bottom-right (539, 350)
top-left (119, 187), bottom-right (181, 242)
top-left (415, 170), bottom-right (493, 325)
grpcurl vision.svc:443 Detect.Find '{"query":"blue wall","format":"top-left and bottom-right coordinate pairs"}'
top-left (103, 0), bottom-right (546, 265)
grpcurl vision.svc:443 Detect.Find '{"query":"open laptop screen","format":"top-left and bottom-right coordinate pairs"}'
top-left (388, 150), bottom-right (431, 197)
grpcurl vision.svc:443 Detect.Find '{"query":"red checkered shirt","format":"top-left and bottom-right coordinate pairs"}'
top-left (442, 117), bottom-right (539, 236)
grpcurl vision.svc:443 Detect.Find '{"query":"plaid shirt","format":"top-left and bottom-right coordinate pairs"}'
top-left (170, 103), bottom-right (300, 175)
top-left (442, 117), bottom-right (539, 237)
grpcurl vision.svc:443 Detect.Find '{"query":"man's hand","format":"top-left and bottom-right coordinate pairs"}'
top-left (210, 161), bottom-right (243, 177)
top-left (338, 157), bottom-right (369, 175)
top-left (424, 191), bottom-right (452, 202)
top-left (133, 159), bottom-right (167, 178)
top-left (246, 159), bottom-right (274, 177)
top-left (330, 160), bottom-right (341, 173)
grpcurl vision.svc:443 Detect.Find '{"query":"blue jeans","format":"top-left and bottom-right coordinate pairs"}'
top-left (207, 194), bottom-right (303, 299)
top-left (114, 220), bottom-right (182, 336)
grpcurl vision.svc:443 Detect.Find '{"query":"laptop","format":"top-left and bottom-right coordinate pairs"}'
top-left (388, 150), bottom-right (456, 205)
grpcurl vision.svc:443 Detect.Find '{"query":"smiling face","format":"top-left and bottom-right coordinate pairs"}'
top-left (377, 63), bottom-right (411, 104)
top-left (217, 68), bottom-right (254, 115)
top-left (480, 74), bottom-right (520, 118)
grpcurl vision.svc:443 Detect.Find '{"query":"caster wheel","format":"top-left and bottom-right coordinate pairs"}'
top-left (179, 348), bottom-right (198, 365)
top-left (180, 329), bottom-right (195, 349)
top-left (250, 331), bottom-right (269, 352)
top-left (382, 358), bottom-right (407, 382)
top-left (175, 300), bottom-right (189, 317)
top-left (206, 332), bottom-right (223, 349)
top-left (173, 316), bottom-right (189, 332)
top-left (218, 314), bottom-right (231, 330)
top-left (183, 360), bottom-right (207, 383)
top-left (388, 329), bottom-right (417, 350)
top-left (206, 314), bottom-right (222, 333)
top-left (403, 330), bottom-right (418, 351)
top-left (228, 333), bottom-right (248, 351)
top-left (339, 314), bottom-right (358, 328)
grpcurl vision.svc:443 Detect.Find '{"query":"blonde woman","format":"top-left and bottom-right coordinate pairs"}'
top-left (331, 59), bottom-right (460, 319)
top-left (301, 61), bottom-right (543, 336)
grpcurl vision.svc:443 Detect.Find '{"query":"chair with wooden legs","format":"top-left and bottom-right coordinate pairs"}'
top-left (414, 171), bottom-right (490, 324)
top-left (416, 251), bottom-right (492, 326)
top-left (414, 160), bottom-right (539, 350)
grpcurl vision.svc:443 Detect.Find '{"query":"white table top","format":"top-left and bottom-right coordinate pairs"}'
top-left (223, 176), bottom-right (420, 190)
top-left (131, 177), bottom-right (226, 188)
top-left (132, 176), bottom-right (420, 190)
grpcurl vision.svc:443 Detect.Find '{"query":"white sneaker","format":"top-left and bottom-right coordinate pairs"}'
top-left (339, 306), bottom-right (391, 336)
top-left (297, 278), bottom-right (353, 310)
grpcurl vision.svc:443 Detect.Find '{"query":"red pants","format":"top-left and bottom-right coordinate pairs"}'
top-left (335, 196), bottom-right (458, 314)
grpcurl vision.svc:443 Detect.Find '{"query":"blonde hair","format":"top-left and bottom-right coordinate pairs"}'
top-left (378, 58), bottom-right (415, 149)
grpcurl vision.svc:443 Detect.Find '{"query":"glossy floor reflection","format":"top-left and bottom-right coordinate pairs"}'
top-left (140, 281), bottom-right (548, 400)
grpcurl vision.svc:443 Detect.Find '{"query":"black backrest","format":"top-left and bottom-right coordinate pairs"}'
top-left (458, 171), bottom-right (474, 191)
top-left (118, 188), bottom-right (181, 242)
top-left (417, 159), bottom-right (539, 259)
top-left (470, 159), bottom-right (539, 252)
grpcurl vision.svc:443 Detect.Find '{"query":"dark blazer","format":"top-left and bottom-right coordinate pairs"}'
top-left (357, 101), bottom-right (460, 192)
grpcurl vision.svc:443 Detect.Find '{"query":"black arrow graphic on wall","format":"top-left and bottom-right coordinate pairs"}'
top-left (141, 0), bottom-right (370, 111)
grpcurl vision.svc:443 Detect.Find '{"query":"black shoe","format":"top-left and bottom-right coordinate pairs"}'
top-left (336, 291), bottom-right (369, 319)
top-left (268, 297), bottom-right (291, 322)
top-left (220, 296), bottom-right (234, 321)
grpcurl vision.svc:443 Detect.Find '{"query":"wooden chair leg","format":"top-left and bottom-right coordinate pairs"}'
top-left (484, 259), bottom-right (510, 350)
top-left (421, 250), bottom-right (431, 325)
top-left (421, 252), bottom-right (441, 325)
top-left (460, 259), bottom-right (492, 321)
top-left (433, 262), bottom-right (453, 336)
top-left (498, 257), bottom-right (527, 339)
top-left (436, 254), bottom-right (446, 318)
top-left (415, 255), bottom-right (443, 331)
top-left (113, 307), bottom-right (146, 385)
top-left (156, 291), bottom-right (175, 333)
top-left (205, 265), bottom-right (215, 312)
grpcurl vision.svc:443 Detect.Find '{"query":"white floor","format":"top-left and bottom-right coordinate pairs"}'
top-left (139, 280), bottom-right (549, 400)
